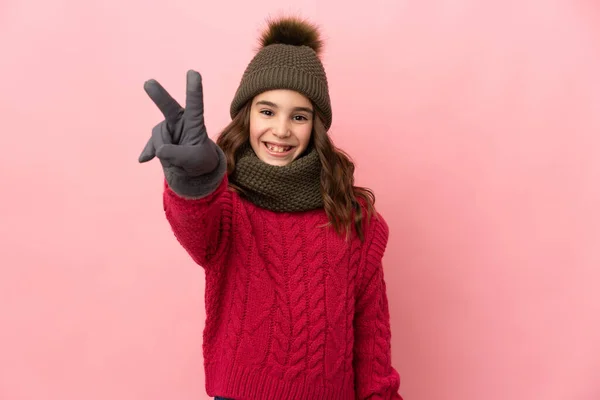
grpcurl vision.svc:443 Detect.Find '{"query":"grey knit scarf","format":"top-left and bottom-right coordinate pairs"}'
top-left (230, 144), bottom-right (323, 212)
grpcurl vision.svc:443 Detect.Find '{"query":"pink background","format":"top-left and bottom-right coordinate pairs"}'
top-left (1, 0), bottom-right (599, 399)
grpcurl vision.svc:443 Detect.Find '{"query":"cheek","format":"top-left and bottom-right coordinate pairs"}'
top-left (248, 117), bottom-right (263, 155)
top-left (298, 124), bottom-right (313, 147)
top-left (248, 117), bottom-right (262, 142)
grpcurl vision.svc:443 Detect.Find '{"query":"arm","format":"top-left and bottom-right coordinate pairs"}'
top-left (139, 70), bottom-right (234, 268)
top-left (163, 157), bottom-right (234, 269)
top-left (162, 146), bottom-right (233, 269)
top-left (353, 216), bottom-right (403, 400)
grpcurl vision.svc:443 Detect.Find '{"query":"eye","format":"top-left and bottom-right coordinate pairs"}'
top-left (260, 109), bottom-right (274, 116)
top-left (293, 115), bottom-right (309, 121)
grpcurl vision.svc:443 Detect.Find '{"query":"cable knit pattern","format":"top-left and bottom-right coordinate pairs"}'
top-left (163, 175), bottom-right (402, 400)
top-left (306, 216), bottom-right (327, 384)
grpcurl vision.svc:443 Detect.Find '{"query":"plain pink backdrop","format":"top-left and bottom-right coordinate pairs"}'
top-left (1, 1), bottom-right (599, 399)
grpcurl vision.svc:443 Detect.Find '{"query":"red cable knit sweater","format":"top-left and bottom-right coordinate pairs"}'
top-left (163, 175), bottom-right (402, 400)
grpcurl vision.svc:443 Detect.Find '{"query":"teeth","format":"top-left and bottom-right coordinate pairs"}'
top-left (267, 143), bottom-right (291, 153)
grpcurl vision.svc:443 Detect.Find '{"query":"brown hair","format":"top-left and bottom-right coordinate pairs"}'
top-left (216, 101), bottom-right (376, 241)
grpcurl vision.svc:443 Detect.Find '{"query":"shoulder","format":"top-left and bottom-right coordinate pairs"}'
top-left (358, 199), bottom-right (389, 244)
top-left (353, 208), bottom-right (390, 294)
top-left (365, 211), bottom-right (389, 254)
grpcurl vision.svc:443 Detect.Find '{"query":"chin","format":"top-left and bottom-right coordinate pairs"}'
top-left (258, 151), bottom-right (297, 166)
top-left (265, 160), bottom-right (291, 167)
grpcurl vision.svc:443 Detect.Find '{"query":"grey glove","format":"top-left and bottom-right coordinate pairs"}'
top-left (139, 70), bottom-right (226, 198)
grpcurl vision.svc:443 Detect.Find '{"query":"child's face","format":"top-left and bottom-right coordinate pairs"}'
top-left (249, 89), bottom-right (314, 166)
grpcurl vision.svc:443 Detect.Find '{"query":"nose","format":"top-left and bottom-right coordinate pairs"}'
top-left (272, 117), bottom-right (291, 138)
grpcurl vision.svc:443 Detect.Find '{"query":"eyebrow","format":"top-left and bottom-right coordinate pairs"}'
top-left (255, 100), bottom-right (314, 114)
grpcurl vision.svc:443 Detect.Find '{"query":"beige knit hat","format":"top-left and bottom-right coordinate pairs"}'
top-left (230, 17), bottom-right (332, 130)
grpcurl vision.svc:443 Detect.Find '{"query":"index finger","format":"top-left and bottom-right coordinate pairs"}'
top-left (144, 79), bottom-right (183, 125)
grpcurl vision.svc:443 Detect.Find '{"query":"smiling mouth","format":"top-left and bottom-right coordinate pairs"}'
top-left (264, 142), bottom-right (294, 154)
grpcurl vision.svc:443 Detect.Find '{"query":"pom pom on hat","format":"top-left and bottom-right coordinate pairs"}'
top-left (259, 16), bottom-right (323, 56)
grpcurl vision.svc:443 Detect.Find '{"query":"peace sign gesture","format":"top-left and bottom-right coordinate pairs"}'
top-left (139, 70), bottom-right (220, 177)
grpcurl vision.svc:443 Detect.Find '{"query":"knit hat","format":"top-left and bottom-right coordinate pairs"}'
top-left (230, 16), bottom-right (332, 130)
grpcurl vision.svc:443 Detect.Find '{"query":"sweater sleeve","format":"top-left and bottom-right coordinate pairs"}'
top-left (353, 216), bottom-right (403, 400)
top-left (162, 173), bottom-right (234, 270)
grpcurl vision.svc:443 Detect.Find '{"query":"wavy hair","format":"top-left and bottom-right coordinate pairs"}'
top-left (216, 101), bottom-right (376, 241)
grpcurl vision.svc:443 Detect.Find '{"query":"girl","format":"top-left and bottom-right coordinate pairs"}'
top-left (139, 16), bottom-right (402, 400)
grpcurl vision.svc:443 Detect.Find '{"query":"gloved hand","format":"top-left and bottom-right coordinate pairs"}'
top-left (139, 70), bottom-right (225, 197)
